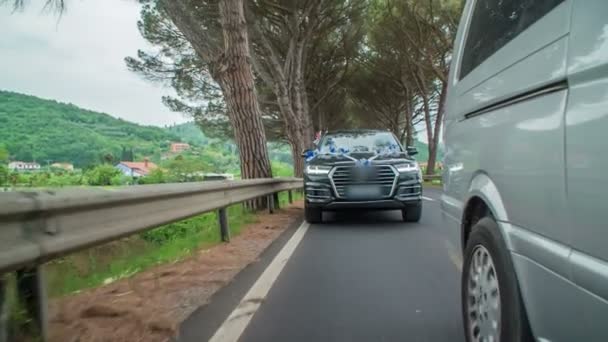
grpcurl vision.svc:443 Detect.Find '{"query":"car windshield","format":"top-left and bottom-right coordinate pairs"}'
top-left (318, 132), bottom-right (400, 153)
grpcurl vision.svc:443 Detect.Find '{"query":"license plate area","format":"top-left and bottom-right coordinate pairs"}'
top-left (345, 185), bottom-right (382, 200)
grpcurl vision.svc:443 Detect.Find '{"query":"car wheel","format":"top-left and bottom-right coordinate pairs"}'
top-left (402, 203), bottom-right (422, 222)
top-left (462, 217), bottom-right (534, 342)
top-left (305, 203), bottom-right (322, 223)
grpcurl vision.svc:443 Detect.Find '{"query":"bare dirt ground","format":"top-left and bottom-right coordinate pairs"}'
top-left (48, 201), bottom-right (303, 342)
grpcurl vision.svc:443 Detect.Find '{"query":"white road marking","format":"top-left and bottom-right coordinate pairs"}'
top-left (422, 196), bottom-right (436, 202)
top-left (209, 221), bottom-right (310, 342)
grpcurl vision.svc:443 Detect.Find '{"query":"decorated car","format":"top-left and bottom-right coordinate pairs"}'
top-left (302, 129), bottom-right (422, 223)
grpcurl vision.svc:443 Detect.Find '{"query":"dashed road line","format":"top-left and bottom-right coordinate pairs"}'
top-left (422, 196), bottom-right (436, 202)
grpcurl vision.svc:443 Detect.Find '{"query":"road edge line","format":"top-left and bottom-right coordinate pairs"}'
top-left (209, 221), bottom-right (310, 342)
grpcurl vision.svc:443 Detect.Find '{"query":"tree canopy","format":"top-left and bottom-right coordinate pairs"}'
top-left (127, 0), bottom-right (460, 175)
top-left (5, 0), bottom-right (461, 176)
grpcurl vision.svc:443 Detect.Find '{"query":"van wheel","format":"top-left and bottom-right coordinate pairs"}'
top-left (305, 204), bottom-right (322, 224)
top-left (462, 217), bottom-right (534, 342)
top-left (402, 203), bottom-right (422, 222)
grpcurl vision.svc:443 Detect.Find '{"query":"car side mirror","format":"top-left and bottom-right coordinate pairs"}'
top-left (301, 149), bottom-right (313, 158)
top-left (406, 146), bottom-right (418, 156)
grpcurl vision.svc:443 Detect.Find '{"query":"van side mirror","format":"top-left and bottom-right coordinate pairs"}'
top-left (406, 146), bottom-right (418, 156)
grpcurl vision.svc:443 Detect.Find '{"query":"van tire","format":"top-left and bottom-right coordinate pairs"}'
top-left (305, 204), bottom-right (322, 224)
top-left (402, 203), bottom-right (422, 222)
top-left (462, 217), bottom-right (534, 342)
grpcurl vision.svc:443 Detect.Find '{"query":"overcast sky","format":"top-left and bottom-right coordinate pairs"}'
top-left (0, 0), bottom-right (189, 127)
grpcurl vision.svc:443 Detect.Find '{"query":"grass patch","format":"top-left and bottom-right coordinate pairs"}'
top-left (46, 201), bottom-right (258, 297)
top-left (4, 189), bottom-right (301, 338)
top-left (423, 180), bottom-right (442, 188)
top-left (2, 274), bottom-right (42, 341)
top-left (45, 189), bottom-right (301, 297)
top-left (277, 190), bottom-right (303, 207)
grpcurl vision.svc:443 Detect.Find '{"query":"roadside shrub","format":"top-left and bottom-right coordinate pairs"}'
top-left (46, 173), bottom-right (83, 187)
top-left (140, 212), bottom-right (217, 245)
top-left (85, 165), bottom-right (121, 186)
top-left (272, 161), bottom-right (293, 177)
top-left (138, 168), bottom-right (167, 184)
top-left (0, 165), bottom-right (8, 186)
top-left (111, 174), bottom-right (133, 186)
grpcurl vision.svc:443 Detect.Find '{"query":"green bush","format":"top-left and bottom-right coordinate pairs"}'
top-left (85, 164), bottom-right (121, 186)
top-left (46, 173), bottom-right (83, 187)
top-left (111, 174), bottom-right (133, 186)
top-left (272, 161), bottom-right (294, 177)
top-left (140, 211), bottom-right (218, 245)
top-left (138, 168), bottom-right (167, 184)
top-left (0, 164), bottom-right (8, 186)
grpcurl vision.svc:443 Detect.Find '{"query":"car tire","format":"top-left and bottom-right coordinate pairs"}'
top-left (402, 203), bottom-right (422, 222)
top-left (462, 217), bottom-right (534, 342)
top-left (305, 203), bottom-right (322, 223)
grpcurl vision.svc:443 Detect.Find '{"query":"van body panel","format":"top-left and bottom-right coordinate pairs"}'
top-left (565, 0), bottom-right (608, 307)
top-left (439, 0), bottom-right (606, 340)
top-left (511, 252), bottom-right (608, 341)
top-left (447, 2), bottom-right (571, 119)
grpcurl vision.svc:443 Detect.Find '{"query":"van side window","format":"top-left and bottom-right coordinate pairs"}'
top-left (460, 0), bottom-right (564, 79)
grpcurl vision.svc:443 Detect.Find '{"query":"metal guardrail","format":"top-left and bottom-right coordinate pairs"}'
top-left (423, 174), bottom-right (442, 182)
top-left (0, 178), bottom-right (302, 341)
top-left (0, 178), bottom-right (302, 273)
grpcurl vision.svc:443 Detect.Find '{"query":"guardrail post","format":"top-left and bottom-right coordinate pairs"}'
top-left (218, 208), bottom-right (230, 242)
top-left (17, 266), bottom-right (48, 341)
top-left (288, 190), bottom-right (293, 204)
top-left (0, 276), bottom-right (7, 342)
top-left (268, 194), bottom-right (275, 214)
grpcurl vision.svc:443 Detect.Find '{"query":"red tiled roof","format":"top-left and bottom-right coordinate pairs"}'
top-left (119, 161), bottom-right (158, 175)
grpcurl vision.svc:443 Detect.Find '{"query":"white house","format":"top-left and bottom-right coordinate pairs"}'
top-left (115, 159), bottom-right (158, 178)
top-left (8, 161), bottom-right (41, 172)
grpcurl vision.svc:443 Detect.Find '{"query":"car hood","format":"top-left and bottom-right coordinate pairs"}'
top-left (307, 152), bottom-right (415, 166)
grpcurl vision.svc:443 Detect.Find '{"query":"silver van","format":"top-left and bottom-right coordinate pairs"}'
top-left (442, 1), bottom-right (608, 341)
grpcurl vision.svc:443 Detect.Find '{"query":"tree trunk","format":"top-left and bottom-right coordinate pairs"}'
top-left (427, 79), bottom-right (448, 175)
top-left (405, 110), bottom-right (414, 147)
top-left (285, 124), bottom-right (307, 178)
top-left (401, 79), bottom-right (415, 147)
top-left (420, 90), bottom-right (435, 175)
top-left (163, 0), bottom-right (273, 206)
top-left (291, 142), bottom-right (305, 178)
top-left (217, 0), bottom-right (272, 208)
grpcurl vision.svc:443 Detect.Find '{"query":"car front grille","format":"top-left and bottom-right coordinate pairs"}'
top-left (330, 165), bottom-right (397, 199)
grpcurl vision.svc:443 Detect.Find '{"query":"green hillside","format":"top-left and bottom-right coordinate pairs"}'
top-left (0, 91), bottom-right (181, 167)
top-left (412, 140), bottom-right (435, 164)
top-left (0, 90), bottom-right (439, 171)
top-left (165, 122), bottom-right (209, 146)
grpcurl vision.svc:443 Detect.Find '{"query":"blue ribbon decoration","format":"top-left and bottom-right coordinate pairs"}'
top-left (305, 149), bottom-right (318, 162)
top-left (305, 143), bottom-right (401, 164)
top-left (356, 158), bottom-right (371, 167)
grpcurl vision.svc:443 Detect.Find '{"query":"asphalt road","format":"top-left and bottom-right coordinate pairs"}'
top-left (180, 187), bottom-right (465, 342)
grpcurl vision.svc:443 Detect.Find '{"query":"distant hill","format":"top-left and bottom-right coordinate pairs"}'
top-left (0, 90), bottom-right (440, 169)
top-left (165, 122), bottom-right (209, 146)
top-left (0, 91), bottom-right (181, 168)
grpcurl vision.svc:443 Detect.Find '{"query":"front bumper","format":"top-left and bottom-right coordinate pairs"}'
top-left (304, 171), bottom-right (422, 210)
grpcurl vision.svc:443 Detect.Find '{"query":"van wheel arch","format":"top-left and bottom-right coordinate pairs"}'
top-left (461, 196), bottom-right (492, 250)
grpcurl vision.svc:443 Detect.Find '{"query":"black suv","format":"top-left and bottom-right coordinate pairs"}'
top-left (303, 130), bottom-right (423, 223)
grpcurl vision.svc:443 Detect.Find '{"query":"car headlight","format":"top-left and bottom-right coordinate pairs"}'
top-left (305, 165), bottom-right (332, 175)
top-left (395, 162), bottom-right (419, 173)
